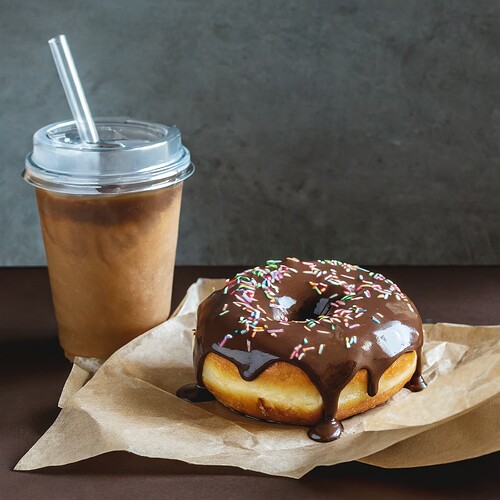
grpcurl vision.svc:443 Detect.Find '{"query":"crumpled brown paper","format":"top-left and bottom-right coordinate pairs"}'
top-left (15, 279), bottom-right (500, 478)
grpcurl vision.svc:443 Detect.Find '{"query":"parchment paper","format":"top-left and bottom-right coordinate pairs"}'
top-left (16, 279), bottom-right (500, 478)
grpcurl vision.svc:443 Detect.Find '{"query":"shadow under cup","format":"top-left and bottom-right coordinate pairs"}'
top-left (24, 118), bottom-right (194, 360)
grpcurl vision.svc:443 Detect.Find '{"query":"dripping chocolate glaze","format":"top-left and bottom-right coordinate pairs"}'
top-left (177, 258), bottom-right (426, 442)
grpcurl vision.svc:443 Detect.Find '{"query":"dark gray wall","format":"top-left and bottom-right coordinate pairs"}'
top-left (1, 1), bottom-right (499, 265)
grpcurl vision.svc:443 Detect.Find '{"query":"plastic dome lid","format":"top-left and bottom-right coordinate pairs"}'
top-left (24, 117), bottom-right (194, 195)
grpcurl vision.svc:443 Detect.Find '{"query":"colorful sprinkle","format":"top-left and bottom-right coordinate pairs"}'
top-left (356, 266), bottom-right (370, 273)
top-left (289, 344), bottom-right (302, 359)
top-left (219, 334), bottom-right (233, 347)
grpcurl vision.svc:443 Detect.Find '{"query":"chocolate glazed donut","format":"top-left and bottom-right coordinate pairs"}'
top-left (177, 258), bottom-right (426, 442)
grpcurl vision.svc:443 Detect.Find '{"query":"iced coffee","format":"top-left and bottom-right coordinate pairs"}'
top-left (24, 118), bottom-right (194, 360)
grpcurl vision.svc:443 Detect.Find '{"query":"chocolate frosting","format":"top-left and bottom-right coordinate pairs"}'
top-left (177, 258), bottom-right (426, 441)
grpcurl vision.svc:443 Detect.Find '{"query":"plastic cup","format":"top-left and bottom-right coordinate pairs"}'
top-left (24, 117), bottom-right (194, 360)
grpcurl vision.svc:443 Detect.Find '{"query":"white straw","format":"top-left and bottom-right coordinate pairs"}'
top-left (48, 34), bottom-right (99, 144)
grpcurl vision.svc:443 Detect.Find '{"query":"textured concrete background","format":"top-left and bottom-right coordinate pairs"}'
top-left (1, 1), bottom-right (499, 265)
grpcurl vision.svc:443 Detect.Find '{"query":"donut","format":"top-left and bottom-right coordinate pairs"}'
top-left (177, 258), bottom-right (426, 442)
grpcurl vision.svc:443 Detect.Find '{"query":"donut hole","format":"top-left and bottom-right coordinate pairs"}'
top-left (292, 296), bottom-right (335, 321)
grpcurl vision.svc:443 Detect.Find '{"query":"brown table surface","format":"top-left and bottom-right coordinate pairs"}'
top-left (1, 266), bottom-right (499, 499)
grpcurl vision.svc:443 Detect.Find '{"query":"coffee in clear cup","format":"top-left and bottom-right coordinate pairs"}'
top-left (24, 117), bottom-right (194, 360)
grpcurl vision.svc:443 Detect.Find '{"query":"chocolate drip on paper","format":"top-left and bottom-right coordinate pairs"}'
top-left (405, 353), bottom-right (427, 392)
top-left (177, 383), bottom-right (215, 403)
top-left (177, 258), bottom-right (426, 441)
